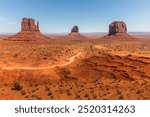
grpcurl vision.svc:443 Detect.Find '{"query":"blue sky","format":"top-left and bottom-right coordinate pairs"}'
top-left (0, 0), bottom-right (150, 33)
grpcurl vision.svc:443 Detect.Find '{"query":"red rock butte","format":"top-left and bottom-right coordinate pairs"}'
top-left (21, 18), bottom-right (39, 32)
top-left (6, 18), bottom-right (49, 41)
top-left (104, 21), bottom-right (134, 39)
top-left (68, 25), bottom-right (87, 39)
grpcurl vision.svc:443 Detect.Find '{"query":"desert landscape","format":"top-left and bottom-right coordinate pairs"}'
top-left (0, 18), bottom-right (150, 100)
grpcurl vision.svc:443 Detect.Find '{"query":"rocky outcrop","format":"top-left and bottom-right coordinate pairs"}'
top-left (68, 25), bottom-right (87, 39)
top-left (6, 18), bottom-right (49, 41)
top-left (71, 25), bottom-right (79, 33)
top-left (104, 21), bottom-right (134, 39)
top-left (109, 21), bottom-right (127, 35)
top-left (21, 18), bottom-right (39, 32)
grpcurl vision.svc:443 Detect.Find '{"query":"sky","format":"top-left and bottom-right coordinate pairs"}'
top-left (0, 0), bottom-right (150, 33)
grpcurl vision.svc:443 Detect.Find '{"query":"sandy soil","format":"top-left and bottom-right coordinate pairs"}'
top-left (0, 34), bottom-right (150, 100)
top-left (1, 52), bottom-right (82, 70)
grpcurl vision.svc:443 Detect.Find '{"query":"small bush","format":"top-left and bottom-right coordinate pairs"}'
top-left (84, 94), bottom-right (89, 98)
top-left (66, 90), bottom-right (71, 96)
top-left (21, 91), bottom-right (26, 96)
top-left (118, 95), bottom-right (124, 100)
top-left (11, 81), bottom-right (22, 91)
top-left (136, 90), bottom-right (141, 94)
top-left (47, 91), bottom-right (52, 96)
top-left (93, 95), bottom-right (97, 99)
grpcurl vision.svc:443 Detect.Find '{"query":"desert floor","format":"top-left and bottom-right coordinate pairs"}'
top-left (0, 34), bottom-right (150, 100)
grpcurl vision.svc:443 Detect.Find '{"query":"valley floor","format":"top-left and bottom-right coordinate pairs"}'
top-left (0, 37), bottom-right (150, 100)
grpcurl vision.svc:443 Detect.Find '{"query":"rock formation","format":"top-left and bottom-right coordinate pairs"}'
top-left (6, 18), bottom-right (49, 41)
top-left (109, 21), bottom-right (127, 35)
top-left (71, 25), bottom-right (79, 33)
top-left (104, 21), bottom-right (134, 39)
top-left (68, 25), bottom-right (87, 39)
top-left (21, 18), bottom-right (39, 32)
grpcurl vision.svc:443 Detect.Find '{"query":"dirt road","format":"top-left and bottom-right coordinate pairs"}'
top-left (1, 52), bottom-right (82, 70)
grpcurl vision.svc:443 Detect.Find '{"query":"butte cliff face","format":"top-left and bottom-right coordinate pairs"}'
top-left (21, 18), bottom-right (39, 32)
top-left (71, 25), bottom-right (79, 33)
top-left (68, 25), bottom-right (86, 39)
top-left (104, 21), bottom-right (133, 39)
top-left (6, 18), bottom-right (49, 41)
top-left (109, 21), bottom-right (127, 35)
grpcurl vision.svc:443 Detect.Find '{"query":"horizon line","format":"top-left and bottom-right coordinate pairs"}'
top-left (0, 32), bottom-right (150, 35)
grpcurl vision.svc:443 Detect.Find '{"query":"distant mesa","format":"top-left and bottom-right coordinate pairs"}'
top-left (5, 18), bottom-right (49, 41)
top-left (104, 21), bottom-right (134, 39)
top-left (68, 25), bottom-right (87, 39)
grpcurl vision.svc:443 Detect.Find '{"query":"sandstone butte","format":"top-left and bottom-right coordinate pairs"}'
top-left (104, 21), bottom-right (134, 39)
top-left (6, 18), bottom-right (49, 41)
top-left (68, 25), bottom-right (87, 39)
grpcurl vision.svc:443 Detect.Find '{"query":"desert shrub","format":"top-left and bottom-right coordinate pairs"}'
top-left (116, 90), bottom-right (121, 95)
top-left (47, 91), bottom-right (52, 96)
top-left (78, 90), bottom-right (81, 93)
top-left (4, 84), bottom-right (8, 86)
top-left (118, 95), bottom-right (124, 100)
top-left (34, 95), bottom-right (42, 100)
top-left (136, 90), bottom-right (141, 94)
top-left (59, 90), bottom-right (63, 94)
top-left (75, 94), bottom-right (80, 99)
top-left (45, 86), bottom-right (50, 91)
top-left (67, 93), bottom-right (71, 96)
top-left (93, 94), bottom-right (97, 99)
top-left (35, 84), bottom-right (38, 87)
top-left (66, 90), bottom-right (71, 96)
top-left (32, 89), bottom-right (36, 93)
top-left (31, 95), bottom-right (35, 97)
top-left (37, 97), bottom-right (42, 100)
top-left (21, 91), bottom-right (26, 96)
top-left (84, 93), bottom-right (89, 98)
top-left (11, 80), bottom-right (22, 91)
top-left (25, 96), bottom-right (29, 98)
top-left (50, 96), bottom-right (54, 99)
top-left (80, 85), bottom-right (84, 88)
top-left (90, 90), bottom-right (94, 94)
top-left (106, 87), bottom-right (109, 91)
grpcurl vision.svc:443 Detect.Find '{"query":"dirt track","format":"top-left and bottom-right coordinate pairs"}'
top-left (1, 52), bottom-right (82, 70)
